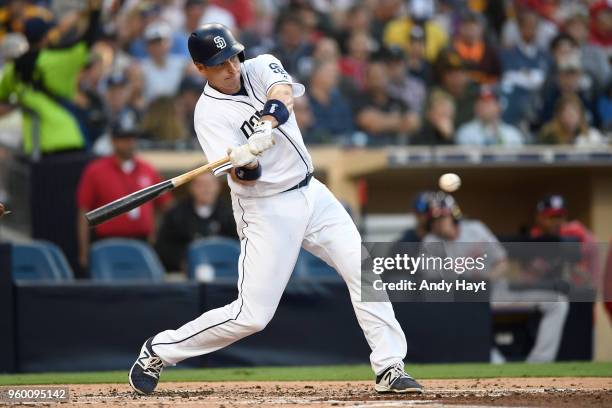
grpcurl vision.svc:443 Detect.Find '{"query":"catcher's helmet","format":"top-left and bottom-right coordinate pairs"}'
top-left (188, 23), bottom-right (245, 66)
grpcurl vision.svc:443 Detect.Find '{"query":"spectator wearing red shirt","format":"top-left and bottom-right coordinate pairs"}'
top-left (76, 112), bottom-right (172, 269)
top-left (530, 194), bottom-right (600, 287)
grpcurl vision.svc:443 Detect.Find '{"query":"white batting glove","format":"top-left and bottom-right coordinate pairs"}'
top-left (227, 145), bottom-right (258, 168)
top-left (248, 121), bottom-right (274, 155)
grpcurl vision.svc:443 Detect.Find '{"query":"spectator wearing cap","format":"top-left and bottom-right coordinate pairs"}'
top-left (307, 60), bottom-right (354, 144)
top-left (175, 76), bottom-right (204, 141)
top-left (139, 21), bottom-right (189, 104)
top-left (353, 60), bottom-right (418, 146)
top-left (530, 194), bottom-right (599, 287)
top-left (563, 11), bottom-right (611, 90)
top-left (538, 95), bottom-right (605, 147)
top-left (76, 113), bottom-right (172, 269)
top-left (405, 26), bottom-right (433, 85)
top-left (383, 47), bottom-right (426, 115)
top-left (395, 191), bottom-right (435, 244)
top-left (500, 10), bottom-right (552, 127)
top-left (383, 0), bottom-right (448, 62)
top-left (456, 86), bottom-right (524, 146)
top-left (155, 172), bottom-right (236, 272)
top-left (412, 89), bottom-right (455, 146)
top-left (433, 49), bottom-right (479, 127)
top-left (451, 10), bottom-right (501, 85)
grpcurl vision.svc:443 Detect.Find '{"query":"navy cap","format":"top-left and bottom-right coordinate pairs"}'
top-left (24, 17), bottom-right (54, 45)
top-left (111, 110), bottom-right (140, 138)
top-left (537, 195), bottom-right (567, 217)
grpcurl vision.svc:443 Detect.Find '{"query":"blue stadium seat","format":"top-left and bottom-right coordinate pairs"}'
top-left (187, 238), bottom-right (240, 281)
top-left (12, 242), bottom-right (63, 281)
top-left (294, 249), bottom-right (338, 279)
top-left (37, 240), bottom-right (74, 281)
top-left (89, 239), bottom-right (165, 282)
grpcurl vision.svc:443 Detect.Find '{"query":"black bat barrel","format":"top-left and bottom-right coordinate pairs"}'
top-left (85, 180), bottom-right (174, 227)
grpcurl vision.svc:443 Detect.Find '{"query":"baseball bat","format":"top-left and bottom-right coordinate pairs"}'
top-left (86, 156), bottom-right (231, 227)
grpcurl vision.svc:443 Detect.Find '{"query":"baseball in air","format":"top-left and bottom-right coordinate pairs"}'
top-left (438, 173), bottom-right (461, 192)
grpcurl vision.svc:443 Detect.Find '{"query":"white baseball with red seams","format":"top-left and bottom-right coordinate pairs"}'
top-left (148, 54), bottom-right (408, 376)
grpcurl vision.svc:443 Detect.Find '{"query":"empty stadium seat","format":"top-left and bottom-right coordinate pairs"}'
top-left (187, 238), bottom-right (240, 281)
top-left (294, 249), bottom-right (338, 279)
top-left (89, 239), bottom-right (165, 282)
top-left (12, 242), bottom-right (63, 281)
top-left (37, 240), bottom-right (74, 281)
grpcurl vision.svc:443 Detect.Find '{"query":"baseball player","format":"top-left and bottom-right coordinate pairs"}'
top-left (129, 23), bottom-right (422, 395)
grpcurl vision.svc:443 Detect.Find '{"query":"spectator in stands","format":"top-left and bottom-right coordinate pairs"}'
top-left (452, 10), bottom-right (501, 85)
top-left (270, 13), bottom-right (314, 80)
top-left (0, 4), bottom-right (102, 156)
top-left (421, 191), bottom-right (569, 363)
top-left (155, 173), bottom-right (236, 272)
top-left (353, 60), bottom-right (418, 145)
top-left (396, 191), bottom-right (435, 243)
top-left (76, 112), bottom-right (172, 269)
top-left (589, 1), bottom-right (612, 53)
top-left (538, 95), bottom-right (606, 146)
top-left (0, 0), bottom-right (53, 41)
top-left (139, 21), bottom-right (189, 104)
top-left (104, 71), bottom-right (140, 125)
top-left (412, 89), bottom-right (455, 146)
top-left (335, 4), bottom-right (374, 55)
top-left (383, 0), bottom-right (448, 62)
top-left (598, 80), bottom-right (612, 133)
top-left (502, 6), bottom-right (558, 50)
top-left (456, 86), bottom-right (524, 146)
top-left (370, 0), bottom-right (402, 46)
top-left (383, 46), bottom-right (426, 115)
top-left (294, 94), bottom-right (316, 143)
top-left (339, 30), bottom-right (372, 91)
top-left (563, 11), bottom-right (611, 90)
top-left (404, 26), bottom-right (433, 85)
top-left (307, 60), bottom-right (354, 144)
top-left (140, 96), bottom-right (187, 145)
top-left (175, 76), bottom-right (203, 141)
top-left (530, 194), bottom-right (600, 287)
top-left (539, 51), bottom-right (597, 126)
top-left (500, 9), bottom-right (553, 127)
top-left (210, 0), bottom-right (253, 30)
top-left (434, 50), bottom-right (479, 127)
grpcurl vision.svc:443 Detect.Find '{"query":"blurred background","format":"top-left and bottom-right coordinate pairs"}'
top-left (0, 0), bottom-right (612, 374)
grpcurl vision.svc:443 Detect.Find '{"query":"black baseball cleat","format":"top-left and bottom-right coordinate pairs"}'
top-left (128, 337), bottom-right (164, 395)
top-left (375, 363), bottom-right (423, 393)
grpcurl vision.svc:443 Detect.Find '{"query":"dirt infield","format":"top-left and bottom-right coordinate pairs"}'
top-left (6, 377), bottom-right (612, 407)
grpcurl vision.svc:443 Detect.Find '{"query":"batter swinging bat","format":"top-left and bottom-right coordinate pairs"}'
top-left (86, 156), bottom-right (231, 227)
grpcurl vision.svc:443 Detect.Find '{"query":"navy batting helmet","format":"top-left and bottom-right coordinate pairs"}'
top-left (188, 23), bottom-right (245, 66)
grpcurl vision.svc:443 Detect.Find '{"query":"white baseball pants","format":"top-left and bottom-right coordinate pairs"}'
top-left (151, 178), bottom-right (407, 374)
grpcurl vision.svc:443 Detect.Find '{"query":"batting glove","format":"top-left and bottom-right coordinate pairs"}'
top-left (228, 145), bottom-right (258, 168)
top-left (248, 121), bottom-right (274, 155)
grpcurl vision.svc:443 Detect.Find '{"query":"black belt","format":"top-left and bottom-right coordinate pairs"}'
top-left (283, 173), bottom-right (312, 193)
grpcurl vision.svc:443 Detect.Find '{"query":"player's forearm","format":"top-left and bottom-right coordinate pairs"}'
top-left (263, 84), bottom-right (294, 128)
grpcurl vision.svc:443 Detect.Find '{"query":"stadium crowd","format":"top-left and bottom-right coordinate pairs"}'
top-left (0, 0), bottom-right (611, 155)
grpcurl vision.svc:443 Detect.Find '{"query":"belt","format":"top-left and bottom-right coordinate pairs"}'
top-left (283, 173), bottom-right (312, 193)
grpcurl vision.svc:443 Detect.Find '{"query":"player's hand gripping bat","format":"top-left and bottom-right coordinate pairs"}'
top-left (85, 156), bottom-right (231, 227)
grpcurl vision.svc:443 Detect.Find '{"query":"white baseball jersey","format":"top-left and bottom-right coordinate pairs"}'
top-left (150, 53), bottom-right (408, 377)
top-left (194, 54), bottom-right (313, 197)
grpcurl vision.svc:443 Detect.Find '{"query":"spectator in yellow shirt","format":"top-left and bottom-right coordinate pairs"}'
top-left (383, 2), bottom-right (448, 62)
